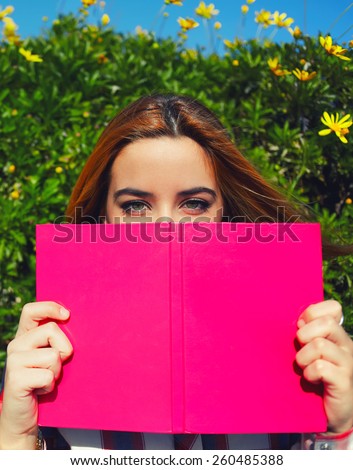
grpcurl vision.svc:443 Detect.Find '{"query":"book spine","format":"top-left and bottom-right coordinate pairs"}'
top-left (169, 224), bottom-right (185, 433)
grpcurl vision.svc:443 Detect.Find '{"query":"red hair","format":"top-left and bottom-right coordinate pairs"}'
top-left (65, 94), bottom-right (352, 259)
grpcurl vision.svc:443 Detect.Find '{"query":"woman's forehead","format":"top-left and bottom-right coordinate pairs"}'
top-left (110, 136), bottom-right (217, 186)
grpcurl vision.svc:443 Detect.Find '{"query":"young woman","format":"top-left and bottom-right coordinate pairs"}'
top-left (1, 94), bottom-right (353, 450)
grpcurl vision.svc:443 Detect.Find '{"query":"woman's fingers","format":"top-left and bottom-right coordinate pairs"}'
top-left (297, 315), bottom-right (353, 355)
top-left (5, 365), bottom-right (57, 396)
top-left (16, 301), bottom-right (70, 337)
top-left (298, 299), bottom-right (343, 326)
top-left (6, 348), bottom-right (63, 383)
top-left (9, 322), bottom-right (73, 362)
top-left (296, 300), bottom-right (353, 432)
top-left (296, 336), bottom-right (349, 369)
top-left (301, 359), bottom-right (352, 392)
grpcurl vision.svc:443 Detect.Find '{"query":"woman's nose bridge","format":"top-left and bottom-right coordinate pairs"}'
top-left (154, 202), bottom-right (177, 221)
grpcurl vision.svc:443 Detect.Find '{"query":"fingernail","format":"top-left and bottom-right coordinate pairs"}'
top-left (60, 307), bottom-right (70, 317)
top-left (297, 319), bottom-right (305, 328)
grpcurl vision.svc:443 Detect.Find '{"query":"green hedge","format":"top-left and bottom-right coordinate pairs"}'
top-left (1, 12), bottom-right (352, 371)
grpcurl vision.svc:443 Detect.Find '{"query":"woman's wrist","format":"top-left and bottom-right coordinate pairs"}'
top-left (325, 417), bottom-right (353, 435)
top-left (0, 419), bottom-right (38, 450)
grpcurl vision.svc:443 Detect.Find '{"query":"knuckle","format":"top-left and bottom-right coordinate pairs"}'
top-left (48, 348), bottom-right (61, 364)
top-left (313, 359), bottom-right (325, 375)
top-left (42, 368), bottom-right (55, 385)
top-left (304, 303), bottom-right (317, 318)
top-left (327, 299), bottom-right (342, 315)
top-left (324, 315), bottom-right (337, 329)
top-left (21, 302), bottom-right (35, 317)
top-left (44, 321), bottom-right (60, 334)
top-left (47, 302), bottom-right (60, 316)
top-left (312, 337), bottom-right (326, 353)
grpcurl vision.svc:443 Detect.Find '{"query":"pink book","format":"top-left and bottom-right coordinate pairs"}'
top-left (36, 222), bottom-right (327, 433)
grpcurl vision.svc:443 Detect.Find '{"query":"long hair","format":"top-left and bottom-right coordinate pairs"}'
top-left (65, 93), bottom-right (352, 259)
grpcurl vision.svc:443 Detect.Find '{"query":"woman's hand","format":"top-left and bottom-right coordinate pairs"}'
top-left (0, 301), bottom-right (73, 449)
top-left (296, 299), bottom-right (353, 434)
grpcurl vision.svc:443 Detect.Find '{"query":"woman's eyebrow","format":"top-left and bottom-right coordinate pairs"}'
top-left (113, 187), bottom-right (217, 201)
top-left (177, 187), bottom-right (217, 199)
top-left (113, 188), bottom-right (153, 202)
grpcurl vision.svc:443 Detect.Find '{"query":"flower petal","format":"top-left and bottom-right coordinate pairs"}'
top-left (337, 114), bottom-right (351, 124)
top-left (336, 132), bottom-right (348, 143)
top-left (322, 111), bottom-right (331, 125)
top-left (318, 129), bottom-right (332, 136)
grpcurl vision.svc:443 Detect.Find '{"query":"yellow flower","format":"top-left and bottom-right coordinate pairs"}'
top-left (247, 0), bottom-right (256, 3)
top-left (2, 16), bottom-right (20, 44)
top-left (165, 0), bottom-right (183, 5)
top-left (232, 59), bottom-right (239, 66)
top-left (320, 35), bottom-right (351, 61)
top-left (55, 166), bottom-right (64, 174)
top-left (223, 37), bottom-right (242, 50)
top-left (10, 190), bottom-right (20, 199)
top-left (290, 26), bottom-right (302, 38)
top-left (214, 21), bottom-right (221, 30)
top-left (177, 17), bottom-right (199, 32)
top-left (345, 197), bottom-right (352, 204)
top-left (181, 49), bottom-right (198, 61)
top-left (255, 9), bottom-right (272, 28)
top-left (195, 2), bottom-right (219, 20)
top-left (81, 0), bottom-right (97, 7)
top-left (0, 5), bottom-right (14, 20)
top-left (272, 11), bottom-right (294, 28)
top-left (83, 111), bottom-right (90, 118)
top-left (101, 13), bottom-right (110, 25)
top-left (241, 5), bottom-right (249, 14)
top-left (8, 164), bottom-right (16, 173)
top-left (267, 57), bottom-right (291, 76)
top-left (11, 109), bottom-right (18, 116)
top-left (135, 25), bottom-right (148, 37)
top-left (19, 47), bottom-right (43, 63)
top-left (292, 68), bottom-right (317, 81)
top-left (318, 112), bottom-right (353, 144)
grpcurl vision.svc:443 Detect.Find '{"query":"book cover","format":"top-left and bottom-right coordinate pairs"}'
top-left (36, 222), bottom-right (326, 433)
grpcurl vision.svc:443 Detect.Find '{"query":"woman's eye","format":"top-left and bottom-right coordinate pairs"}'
top-left (182, 199), bottom-right (210, 212)
top-left (121, 201), bottom-right (148, 214)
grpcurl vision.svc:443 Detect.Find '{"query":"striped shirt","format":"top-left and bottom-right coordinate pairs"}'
top-left (41, 428), bottom-right (353, 450)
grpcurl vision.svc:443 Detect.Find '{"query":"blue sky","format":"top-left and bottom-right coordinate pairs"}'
top-left (2, 0), bottom-right (353, 51)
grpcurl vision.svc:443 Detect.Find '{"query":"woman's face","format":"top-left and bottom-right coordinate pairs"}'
top-left (105, 136), bottom-right (224, 223)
